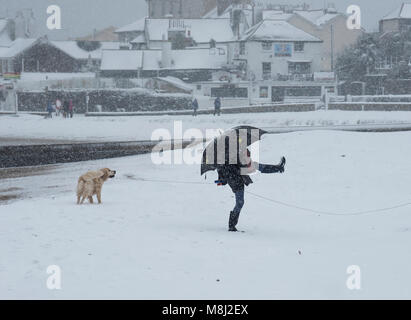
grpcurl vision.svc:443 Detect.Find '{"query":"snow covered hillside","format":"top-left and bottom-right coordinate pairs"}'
top-left (1, 130), bottom-right (411, 299)
top-left (1, 111), bottom-right (411, 143)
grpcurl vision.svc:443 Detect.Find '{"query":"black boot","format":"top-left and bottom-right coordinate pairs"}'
top-left (228, 211), bottom-right (239, 232)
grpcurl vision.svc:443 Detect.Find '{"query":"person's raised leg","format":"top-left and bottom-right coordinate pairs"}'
top-left (257, 157), bottom-right (286, 174)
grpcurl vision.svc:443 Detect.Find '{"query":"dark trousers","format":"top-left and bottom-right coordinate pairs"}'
top-left (233, 190), bottom-right (245, 214)
top-left (258, 163), bottom-right (283, 173)
top-left (229, 190), bottom-right (244, 229)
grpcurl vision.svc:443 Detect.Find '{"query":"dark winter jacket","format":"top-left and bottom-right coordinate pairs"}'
top-left (192, 99), bottom-right (199, 110)
top-left (63, 101), bottom-right (69, 112)
top-left (217, 164), bottom-right (253, 193)
top-left (47, 103), bottom-right (54, 113)
top-left (214, 97), bottom-right (221, 109)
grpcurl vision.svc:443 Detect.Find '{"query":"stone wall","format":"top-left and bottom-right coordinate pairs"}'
top-left (17, 89), bottom-right (192, 113)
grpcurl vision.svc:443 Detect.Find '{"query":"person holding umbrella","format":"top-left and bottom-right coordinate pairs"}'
top-left (201, 126), bottom-right (286, 232)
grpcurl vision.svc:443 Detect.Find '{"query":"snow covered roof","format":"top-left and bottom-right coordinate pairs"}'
top-left (0, 38), bottom-right (38, 59)
top-left (262, 11), bottom-right (293, 21)
top-left (142, 47), bottom-right (227, 71)
top-left (145, 18), bottom-right (235, 43)
top-left (157, 76), bottom-right (194, 92)
top-left (50, 41), bottom-right (121, 60)
top-left (240, 20), bottom-right (321, 42)
top-left (130, 33), bottom-right (146, 44)
top-left (382, 3), bottom-right (411, 20)
top-left (100, 50), bottom-right (143, 70)
top-left (0, 38), bottom-right (121, 60)
top-left (295, 9), bottom-right (339, 26)
top-left (115, 17), bottom-right (146, 33)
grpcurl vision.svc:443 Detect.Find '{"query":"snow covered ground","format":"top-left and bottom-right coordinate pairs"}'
top-left (1, 111), bottom-right (411, 143)
top-left (1, 130), bottom-right (411, 299)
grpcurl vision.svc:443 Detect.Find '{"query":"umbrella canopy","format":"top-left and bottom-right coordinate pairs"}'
top-left (201, 125), bottom-right (268, 175)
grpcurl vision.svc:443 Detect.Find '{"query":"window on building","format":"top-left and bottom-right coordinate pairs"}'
top-left (261, 42), bottom-right (272, 51)
top-left (211, 87), bottom-right (248, 98)
top-left (239, 42), bottom-right (246, 55)
top-left (218, 48), bottom-right (226, 55)
top-left (259, 86), bottom-right (269, 98)
top-left (294, 42), bottom-right (304, 52)
top-left (262, 62), bottom-right (271, 79)
top-left (288, 62), bottom-right (311, 74)
top-left (325, 86), bottom-right (335, 93)
top-left (284, 86), bottom-right (321, 97)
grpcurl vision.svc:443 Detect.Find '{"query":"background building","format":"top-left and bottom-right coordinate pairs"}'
top-left (146, 0), bottom-right (217, 18)
top-left (379, 3), bottom-right (411, 34)
top-left (262, 6), bottom-right (363, 72)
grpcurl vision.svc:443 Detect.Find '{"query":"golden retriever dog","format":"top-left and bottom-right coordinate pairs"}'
top-left (76, 168), bottom-right (116, 204)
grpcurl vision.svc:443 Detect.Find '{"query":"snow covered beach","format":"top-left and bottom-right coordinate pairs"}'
top-left (1, 130), bottom-right (411, 299)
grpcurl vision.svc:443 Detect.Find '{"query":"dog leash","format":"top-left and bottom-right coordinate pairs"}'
top-left (126, 175), bottom-right (411, 218)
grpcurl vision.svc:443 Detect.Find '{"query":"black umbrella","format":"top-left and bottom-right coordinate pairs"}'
top-left (201, 125), bottom-right (268, 175)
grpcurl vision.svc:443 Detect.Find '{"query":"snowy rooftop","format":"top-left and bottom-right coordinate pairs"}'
top-left (145, 18), bottom-right (235, 43)
top-left (382, 3), bottom-right (411, 20)
top-left (294, 9), bottom-right (339, 26)
top-left (241, 20), bottom-right (321, 42)
top-left (0, 38), bottom-right (38, 59)
top-left (262, 11), bottom-right (294, 21)
top-left (100, 50), bottom-right (143, 70)
top-left (115, 17), bottom-right (146, 33)
top-left (0, 38), bottom-right (121, 60)
top-left (50, 41), bottom-right (120, 60)
top-left (157, 76), bottom-right (194, 92)
top-left (130, 33), bottom-right (146, 44)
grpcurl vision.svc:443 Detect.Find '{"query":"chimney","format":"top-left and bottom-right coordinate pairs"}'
top-left (161, 34), bottom-right (172, 69)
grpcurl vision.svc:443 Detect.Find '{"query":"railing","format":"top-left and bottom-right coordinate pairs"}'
top-left (261, 74), bottom-right (316, 81)
top-left (277, 74), bottom-right (314, 81)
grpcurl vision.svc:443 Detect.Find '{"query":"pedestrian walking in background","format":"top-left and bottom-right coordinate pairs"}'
top-left (69, 99), bottom-right (74, 118)
top-left (192, 98), bottom-right (199, 117)
top-left (63, 100), bottom-right (69, 118)
top-left (46, 101), bottom-right (54, 119)
top-left (55, 98), bottom-right (62, 116)
top-left (214, 96), bottom-right (221, 116)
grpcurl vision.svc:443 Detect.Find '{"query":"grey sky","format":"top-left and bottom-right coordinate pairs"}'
top-left (0, 0), bottom-right (406, 39)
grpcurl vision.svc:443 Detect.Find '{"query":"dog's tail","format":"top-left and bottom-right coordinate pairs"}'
top-left (77, 177), bottom-right (86, 197)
